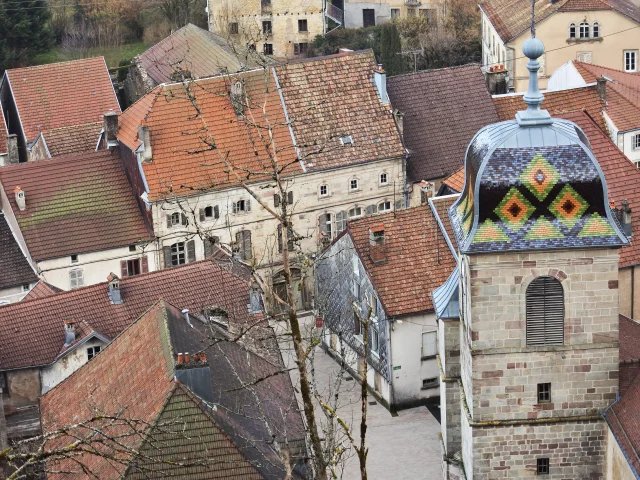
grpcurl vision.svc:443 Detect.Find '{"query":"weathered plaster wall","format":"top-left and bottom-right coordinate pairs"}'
top-left (6, 368), bottom-right (40, 407)
top-left (606, 425), bottom-right (638, 480)
top-left (41, 338), bottom-right (107, 394)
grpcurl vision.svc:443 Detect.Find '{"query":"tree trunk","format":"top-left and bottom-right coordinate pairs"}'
top-left (358, 318), bottom-right (369, 480)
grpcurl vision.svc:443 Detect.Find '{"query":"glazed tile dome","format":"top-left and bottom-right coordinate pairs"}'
top-left (449, 38), bottom-right (628, 254)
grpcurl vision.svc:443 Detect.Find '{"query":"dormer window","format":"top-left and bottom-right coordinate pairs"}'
top-left (380, 172), bottom-right (388, 186)
top-left (579, 22), bottom-right (589, 38)
top-left (593, 22), bottom-right (600, 38)
top-left (340, 135), bottom-right (353, 146)
top-left (350, 178), bottom-right (359, 191)
top-left (569, 23), bottom-right (576, 39)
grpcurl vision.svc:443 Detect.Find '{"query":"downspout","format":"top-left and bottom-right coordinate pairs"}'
top-left (387, 317), bottom-right (396, 411)
top-left (632, 265), bottom-right (635, 319)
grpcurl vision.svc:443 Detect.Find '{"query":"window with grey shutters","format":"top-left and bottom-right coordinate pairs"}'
top-left (233, 199), bottom-right (251, 214)
top-left (526, 276), bottom-right (564, 346)
top-left (234, 230), bottom-right (252, 260)
top-left (200, 206), bottom-right (219, 221)
top-left (167, 212), bottom-right (188, 228)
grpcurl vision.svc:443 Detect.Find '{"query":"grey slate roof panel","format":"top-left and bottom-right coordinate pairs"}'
top-left (0, 213), bottom-right (38, 290)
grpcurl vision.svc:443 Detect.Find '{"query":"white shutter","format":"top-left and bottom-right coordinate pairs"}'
top-left (577, 51), bottom-right (592, 64)
top-left (422, 331), bottom-right (437, 357)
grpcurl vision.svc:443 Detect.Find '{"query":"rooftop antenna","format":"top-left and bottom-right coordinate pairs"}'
top-left (516, 0), bottom-right (553, 126)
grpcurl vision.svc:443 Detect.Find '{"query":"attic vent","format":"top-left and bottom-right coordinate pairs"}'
top-left (340, 135), bottom-right (353, 146)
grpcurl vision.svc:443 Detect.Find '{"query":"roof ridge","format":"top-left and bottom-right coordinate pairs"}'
top-left (6, 56), bottom-right (107, 74)
top-left (389, 63), bottom-right (482, 80)
top-left (44, 121), bottom-right (103, 133)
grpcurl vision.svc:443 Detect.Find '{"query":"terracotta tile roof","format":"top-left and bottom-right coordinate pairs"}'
top-left (0, 102), bottom-right (8, 155)
top-left (274, 50), bottom-right (406, 172)
top-left (118, 71), bottom-right (300, 200)
top-left (387, 64), bottom-right (499, 182)
top-left (0, 149), bottom-right (151, 260)
top-left (348, 205), bottom-right (456, 317)
top-left (137, 23), bottom-right (263, 85)
top-left (0, 260), bottom-right (265, 370)
top-left (442, 168), bottom-right (465, 193)
top-left (43, 122), bottom-right (102, 157)
top-left (22, 280), bottom-right (62, 301)
top-left (0, 213), bottom-right (38, 289)
top-left (492, 85), bottom-right (609, 132)
top-left (41, 300), bottom-right (302, 479)
top-left (557, 111), bottom-right (640, 267)
top-left (620, 315), bottom-right (640, 362)
top-left (574, 61), bottom-right (640, 109)
top-left (480, 0), bottom-right (640, 43)
top-left (4, 57), bottom-right (120, 143)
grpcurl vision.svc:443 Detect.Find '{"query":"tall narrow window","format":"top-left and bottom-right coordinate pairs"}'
top-left (422, 331), bottom-right (437, 358)
top-left (633, 133), bottom-right (640, 150)
top-left (537, 458), bottom-right (550, 475)
top-left (69, 269), bottom-right (84, 290)
top-left (569, 23), bottom-right (576, 38)
top-left (262, 20), bottom-right (272, 34)
top-left (354, 312), bottom-right (361, 336)
top-left (537, 383), bottom-right (551, 403)
top-left (579, 22), bottom-right (590, 38)
top-left (298, 19), bottom-right (308, 32)
top-left (235, 230), bottom-right (252, 260)
top-left (592, 22), bottom-right (600, 38)
top-left (625, 50), bottom-right (638, 72)
top-left (319, 213), bottom-right (333, 240)
top-left (526, 276), bottom-right (564, 346)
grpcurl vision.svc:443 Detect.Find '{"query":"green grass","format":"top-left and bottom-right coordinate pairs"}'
top-left (31, 42), bottom-right (149, 69)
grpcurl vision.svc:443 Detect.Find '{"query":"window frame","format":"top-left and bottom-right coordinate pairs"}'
top-left (349, 178), bottom-right (359, 192)
top-left (319, 212), bottom-right (333, 240)
top-left (569, 23), bottom-right (576, 39)
top-left (537, 383), bottom-right (551, 403)
top-left (378, 201), bottom-right (392, 212)
top-left (335, 211), bottom-right (347, 233)
top-left (87, 345), bottom-right (101, 361)
top-left (229, 22), bottom-right (239, 35)
top-left (349, 207), bottom-right (363, 219)
top-left (263, 43), bottom-right (273, 55)
top-left (625, 50), bottom-right (638, 72)
top-left (390, 8), bottom-right (400, 19)
top-left (319, 184), bottom-right (329, 197)
top-left (171, 242), bottom-right (186, 266)
top-left (22, 283), bottom-right (30, 292)
top-left (422, 377), bottom-right (439, 390)
top-left (536, 458), bottom-right (550, 475)
top-left (579, 22), bottom-right (590, 38)
top-left (298, 19), bottom-right (308, 32)
top-left (294, 42), bottom-right (309, 55)
top-left (633, 133), bottom-right (640, 150)
top-left (379, 172), bottom-right (389, 186)
top-left (592, 22), bottom-right (600, 38)
top-left (262, 20), bottom-right (272, 34)
top-left (526, 276), bottom-right (565, 346)
top-left (69, 268), bottom-right (84, 290)
top-left (422, 331), bottom-right (437, 359)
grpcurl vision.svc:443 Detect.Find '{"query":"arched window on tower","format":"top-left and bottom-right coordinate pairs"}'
top-left (526, 276), bottom-right (564, 346)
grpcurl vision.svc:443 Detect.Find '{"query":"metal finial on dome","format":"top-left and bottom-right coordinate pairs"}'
top-left (516, 1), bottom-right (552, 126)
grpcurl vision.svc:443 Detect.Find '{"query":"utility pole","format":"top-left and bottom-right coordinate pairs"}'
top-left (400, 49), bottom-right (424, 73)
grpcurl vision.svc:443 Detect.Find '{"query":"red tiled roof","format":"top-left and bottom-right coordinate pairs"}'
top-left (0, 213), bottom-right (38, 289)
top-left (574, 61), bottom-right (640, 109)
top-left (387, 64), bottom-right (499, 182)
top-left (118, 71), bottom-right (300, 200)
top-left (443, 168), bottom-right (465, 193)
top-left (620, 314), bottom-right (640, 363)
top-left (22, 280), bottom-right (62, 301)
top-left (0, 260), bottom-right (262, 370)
top-left (558, 111), bottom-right (640, 268)
top-left (0, 149), bottom-right (151, 260)
top-left (430, 195), bottom-right (460, 256)
top-left (348, 205), bottom-right (456, 317)
top-left (480, 0), bottom-right (640, 43)
top-left (43, 122), bottom-right (103, 157)
top-left (274, 50), bottom-right (406, 172)
top-left (0, 102), bottom-right (8, 154)
top-left (41, 301), bottom-right (271, 479)
top-left (493, 85), bottom-right (609, 132)
top-left (137, 23), bottom-right (262, 85)
top-left (5, 57), bottom-right (120, 143)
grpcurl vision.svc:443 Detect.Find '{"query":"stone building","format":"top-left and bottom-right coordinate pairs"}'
top-left (315, 201), bottom-right (457, 410)
top-left (436, 37), bottom-right (629, 479)
top-left (343, 0), bottom-right (443, 28)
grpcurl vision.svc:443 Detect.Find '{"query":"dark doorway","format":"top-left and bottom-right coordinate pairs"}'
top-left (362, 9), bottom-right (375, 27)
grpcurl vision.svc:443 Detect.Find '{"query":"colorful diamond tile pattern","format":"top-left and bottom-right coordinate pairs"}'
top-left (495, 187), bottom-right (535, 232)
top-left (525, 217), bottom-right (564, 240)
top-left (549, 185), bottom-right (589, 229)
top-left (520, 154), bottom-right (560, 201)
top-left (472, 219), bottom-right (509, 243)
top-left (578, 213), bottom-right (616, 237)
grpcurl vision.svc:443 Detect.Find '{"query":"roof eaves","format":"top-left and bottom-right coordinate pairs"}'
top-left (4, 73), bottom-right (28, 145)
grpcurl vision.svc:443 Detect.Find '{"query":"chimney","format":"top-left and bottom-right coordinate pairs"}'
top-left (107, 273), bottom-right (123, 305)
top-left (103, 112), bottom-right (119, 148)
top-left (618, 199), bottom-right (632, 237)
top-left (597, 76), bottom-right (607, 102)
top-left (373, 65), bottom-right (390, 105)
top-left (184, 352), bottom-right (190, 363)
top-left (177, 353), bottom-right (184, 364)
top-left (6, 134), bottom-right (18, 165)
top-left (137, 122), bottom-right (152, 162)
top-left (392, 109), bottom-right (404, 136)
top-left (14, 187), bottom-right (25, 211)
top-left (369, 224), bottom-right (387, 264)
top-left (485, 67), bottom-right (508, 95)
top-left (63, 319), bottom-right (77, 346)
top-left (230, 80), bottom-right (244, 115)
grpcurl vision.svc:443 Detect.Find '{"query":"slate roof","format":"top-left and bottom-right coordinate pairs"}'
top-left (0, 213), bottom-right (38, 289)
top-left (573, 61), bottom-right (640, 109)
top-left (0, 259), bottom-right (267, 370)
top-left (0, 149), bottom-right (151, 260)
top-left (492, 85), bottom-right (609, 133)
top-left (41, 300), bottom-right (304, 479)
top-left (480, 0), bottom-right (640, 43)
top-left (43, 122), bottom-right (103, 157)
top-left (274, 50), bottom-right (406, 172)
top-left (348, 204), bottom-right (456, 317)
top-left (117, 71), bottom-right (300, 200)
top-left (4, 57), bottom-right (120, 143)
top-left (449, 118), bottom-right (628, 254)
top-left (386, 64), bottom-right (498, 182)
top-left (136, 23), bottom-right (263, 85)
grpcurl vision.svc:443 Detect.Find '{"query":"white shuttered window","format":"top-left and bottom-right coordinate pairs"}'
top-left (526, 276), bottom-right (564, 346)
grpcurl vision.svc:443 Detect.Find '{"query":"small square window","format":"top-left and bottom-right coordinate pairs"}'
top-left (129, 245), bottom-right (136, 252)
top-left (340, 135), bottom-right (353, 145)
top-left (319, 184), bottom-right (328, 197)
top-left (350, 179), bottom-right (359, 191)
top-left (262, 20), bottom-right (272, 34)
top-left (391, 8), bottom-right (400, 19)
top-left (87, 346), bottom-right (101, 360)
top-left (171, 212), bottom-right (181, 226)
top-left (422, 377), bottom-right (439, 389)
top-left (380, 172), bottom-right (388, 185)
top-left (22, 284), bottom-right (30, 292)
top-left (537, 458), bottom-right (550, 475)
top-left (298, 19), bottom-right (308, 32)
top-left (204, 206), bottom-right (213, 218)
top-left (294, 43), bottom-right (309, 55)
top-left (71, 254), bottom-right (78, 263)
top-left (263, 43), bottom-right (273, 55)
top-left (127, 258), bottom-right (141, 276)
top-left (229, 22), bottom-right (239, 35)
top-left (537, 383), bottom-right (551, 403)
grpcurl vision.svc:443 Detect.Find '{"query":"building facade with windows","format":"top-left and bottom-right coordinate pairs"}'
top-left (436, 38), bottom-right (628, 479)
top-left (115, 50), bottom-right (406, 299)
top-left (207, 0), bottom-right (333, 59)
top-left (479, 0), bottom-right (640, 92)
top-left (316, 201), bottom-right (457, 410)
top-left (343, 0), bottom-right (443, 29)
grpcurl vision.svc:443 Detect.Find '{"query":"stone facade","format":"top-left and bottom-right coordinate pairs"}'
top-left (440, 247), bottom-right (621, 479)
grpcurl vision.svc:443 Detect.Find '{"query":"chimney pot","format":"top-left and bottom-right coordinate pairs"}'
top-left (177, 353), bottom-right (184, 364)
top-left (14, 187), bottom-right (26, 211)
top-left (184, 352), bottom-right (190, 363)
top-left (107, 273), bottom-right (122, 305)
top-left (103, 112), bottom-right (119, 148)
top-left (199, 352), bottom-right (207, 362)
top-left (193, 352), bottom-right (200, 362)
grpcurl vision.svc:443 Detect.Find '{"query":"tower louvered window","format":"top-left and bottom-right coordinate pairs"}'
top-left (526, 276), bottom-right (564, 346)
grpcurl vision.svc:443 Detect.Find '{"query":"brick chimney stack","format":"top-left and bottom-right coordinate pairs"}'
top-left (369, 224), bottom-right (387, 264)
top-left (103, 112), bottom-right (119, 148)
